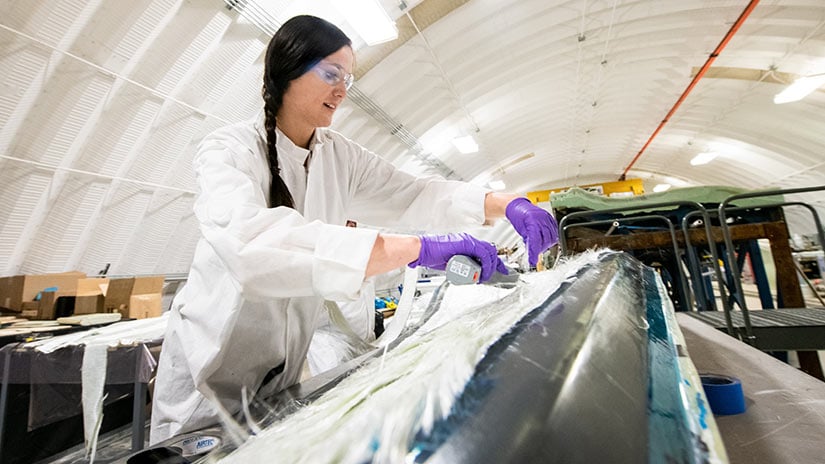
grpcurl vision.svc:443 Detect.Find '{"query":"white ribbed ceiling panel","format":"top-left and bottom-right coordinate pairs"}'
top-left (0, 164), bottom-right (49, 271)
top-left (128, 107), bottom-right (205, 183)
top-left (159, 210), bottom-right (200, 274)
top-left (131, 3), bottom-right (227, 98)
top-left (74, 90), bottom-right (164, 176)
top-left (116, 191), bottom-right (197, 274)
top-left (0, 0), bottom-right (270, 274)
top-left (0, 31), bottom-right (48, 150)
top-left (103, 0), bottom-right (180, 75)
top-left (21, 178), bottom-right (107, 274)
top-left (0, 0), bottom-right (87, 47)
top-left (74, 184), bottom-right (156, 274)
top-left (1, 0), bottom-right (825, 275)
top-left (354, 0), bottom-right (825, 204)
top-left (182, 24), bottom-right (257, 107)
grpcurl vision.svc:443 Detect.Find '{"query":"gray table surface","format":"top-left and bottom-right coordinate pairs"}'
top-left (677, 313), bottom-right (825, 464)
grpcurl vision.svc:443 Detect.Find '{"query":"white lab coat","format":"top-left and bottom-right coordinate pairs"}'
top-left (306, 281), bottom-right (375, 376)
top-left (149, 113), bottom-right (489, 443)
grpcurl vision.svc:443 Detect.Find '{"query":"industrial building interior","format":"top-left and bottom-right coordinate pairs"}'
top-left (1, 0), bottom-right (825, 463)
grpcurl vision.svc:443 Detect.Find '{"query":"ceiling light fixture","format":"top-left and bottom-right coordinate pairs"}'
top-left (773, 73), bottom-right (825, 104)
top-left (452, 135), bottom-right (479, 154)
top-left (331, 0), bottom-right (397, 46)
top-left (653, 183), bottom-right (671, 193)
top-left (690, 151), bottom-right (718, 166)
top-left (488, 180), bottom-right (506, 190)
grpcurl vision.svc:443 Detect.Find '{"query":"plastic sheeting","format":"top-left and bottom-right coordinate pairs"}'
top-left (0, 343), bottom-right (156, 431)
top-left (0, 315), bottom-right (166, 463)
top-left (550, 185), bottom-right (784, 214)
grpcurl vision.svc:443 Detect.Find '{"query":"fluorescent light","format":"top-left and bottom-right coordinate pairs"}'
top-left (653, 183), bottom-right (671, 193)
top-left (690, 151), bottom-right (718, 166)
top-left (774, 73), bottom-right (825, 104)
top-left (332, 0), bottom-right (397, 46)
top-left (488, 180), bottom-right (506, 190)
top-left (452, 135), bottom-right (479, 154)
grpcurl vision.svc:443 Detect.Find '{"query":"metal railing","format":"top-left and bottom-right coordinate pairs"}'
top-left (718, 186), bottom-right (825, 343)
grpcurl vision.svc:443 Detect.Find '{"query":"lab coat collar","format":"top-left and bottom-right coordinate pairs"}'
top-left (274, 127), bottom-right (310, 165)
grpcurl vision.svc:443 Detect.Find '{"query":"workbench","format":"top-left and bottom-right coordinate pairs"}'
top-left (0, 341), bottom-right (159, 464)
top-left (555, 186), bottom-right (825, 380)
top-left (678, 313), bottom-right (825, 464)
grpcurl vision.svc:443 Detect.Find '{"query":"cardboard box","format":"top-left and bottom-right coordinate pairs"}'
top-left (127, 276), bottom-right (164, 319)
top-left (104, 278), bottom-right (136, 314)
top-left (0, 271), bottom-right (86, 313)
top-left (0, 272), bottom-right (165, 321)
top-left (20, 301), bottom-right (41, 319)
top-left (0, 276), bottom-right (22, 311)
top-left (132, 276), bottom-right (164, 296)
top-left (15, 291), bottom-right (58, 320)
top-left (39, 291), bottom-right (57, 320)
top-left (129, 293), bottom-right (163, 319)
top-left (71, 276), bottom-right (165, 319)
top-left (74, 278), bottom-right (109, 315)
top-left (84, 276), bottom-right (164, 319)
top-left (0, 275), bottom-right (23, 310)
top-left (22, 272), bottom-right (86, 307)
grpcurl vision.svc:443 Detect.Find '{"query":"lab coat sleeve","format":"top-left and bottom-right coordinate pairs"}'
top-left (192, 134), bottom-right (378, 301)
top-left (339, 137), bottom-right (490, 230)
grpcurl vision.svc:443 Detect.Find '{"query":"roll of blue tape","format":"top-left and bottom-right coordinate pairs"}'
top-left (700, 374), bottom-right (746, 415)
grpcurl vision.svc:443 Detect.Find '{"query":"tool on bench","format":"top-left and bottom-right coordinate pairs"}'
top-left (445, 255), bottom-right (521, 288)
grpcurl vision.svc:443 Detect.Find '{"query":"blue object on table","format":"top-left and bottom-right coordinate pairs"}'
top-left (701, 374), bottom-right (746, 415)
top-left (35, 287), bottom-right (59, 301)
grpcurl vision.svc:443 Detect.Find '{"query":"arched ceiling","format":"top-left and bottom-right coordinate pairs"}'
top-left (1, 0), bottom-right (824, 275)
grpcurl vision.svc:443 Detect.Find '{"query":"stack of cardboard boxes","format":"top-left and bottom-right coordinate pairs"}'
top-left (0, 272), bottom-right (165, 320)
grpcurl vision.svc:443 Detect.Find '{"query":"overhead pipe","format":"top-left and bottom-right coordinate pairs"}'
top-left (619, 0), bottom-right (760, 180)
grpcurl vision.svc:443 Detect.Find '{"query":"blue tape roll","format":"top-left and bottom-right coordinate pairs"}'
top-left (700, 374), bottom-right (746, 415)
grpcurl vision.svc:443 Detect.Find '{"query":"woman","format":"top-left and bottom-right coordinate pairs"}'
top-left (150, 15), bottom-right (557, 443)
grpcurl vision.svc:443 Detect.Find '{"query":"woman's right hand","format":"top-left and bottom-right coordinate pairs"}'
top-left (408, 233), bottom-right (508, 282)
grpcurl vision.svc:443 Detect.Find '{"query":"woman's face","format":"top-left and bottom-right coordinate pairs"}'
top-left (280, 46), bottom-right (354, 132)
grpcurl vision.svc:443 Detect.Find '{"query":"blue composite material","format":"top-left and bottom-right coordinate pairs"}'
top-left (408, 251), bottom-right (724, 463)
top-left (645, 267), bottom-right (712, 463)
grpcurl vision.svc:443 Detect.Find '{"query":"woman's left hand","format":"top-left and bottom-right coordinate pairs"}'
top-left (505, 198), bottom-right (559, 267)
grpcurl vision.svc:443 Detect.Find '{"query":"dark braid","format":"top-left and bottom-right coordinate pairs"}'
top-left (261, 15), bottom-right (351, 208)
top-left (262, 86), bottom-right (294, 209)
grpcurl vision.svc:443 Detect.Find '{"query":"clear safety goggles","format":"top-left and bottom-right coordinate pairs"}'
top-left (311, 61), bottom-right (354, 90)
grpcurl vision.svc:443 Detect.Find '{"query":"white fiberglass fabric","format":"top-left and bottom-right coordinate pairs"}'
top-left (655, 277), bottom-right (728, 463)
top-left (220, 250), bottom-right (607, 464)
top-left (26, 315), bottom-right (167, 353)
top-left (82, 344), bottom-right (108, 463)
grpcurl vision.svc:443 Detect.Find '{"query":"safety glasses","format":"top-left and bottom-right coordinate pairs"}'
top-left (311, 61), bottom-right (354, 90)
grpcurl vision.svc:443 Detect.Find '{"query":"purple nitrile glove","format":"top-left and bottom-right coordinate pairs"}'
top-left (505, 197), bottom-right (559, 267)
top-left (408, 232), bottom-right (509, 283)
